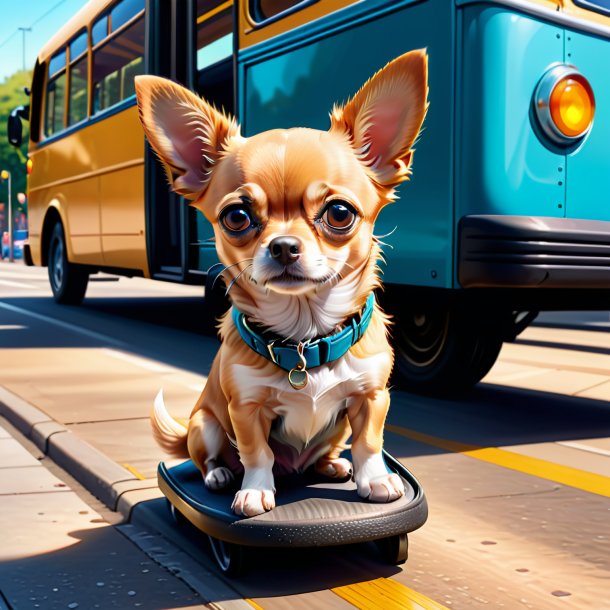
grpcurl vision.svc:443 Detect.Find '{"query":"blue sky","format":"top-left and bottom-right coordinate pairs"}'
top-left (0, 0), bottom-right (89, 82)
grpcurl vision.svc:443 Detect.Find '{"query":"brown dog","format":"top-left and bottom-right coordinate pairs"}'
top-left (135, 49), bottom-right (428, 517)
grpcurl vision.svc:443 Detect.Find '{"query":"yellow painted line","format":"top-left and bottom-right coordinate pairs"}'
top-left (245, 600), bottom-right (264, 610)
top-left (332, 578), bottom-right (449, 610)
top-left (122, 463), bottom-right (147, 480)
top-left (386, 424), bottom-right (610, 498)
top-left (197, 0), bottom-right (233, 24)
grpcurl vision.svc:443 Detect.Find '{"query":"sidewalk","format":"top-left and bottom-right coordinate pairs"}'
top-left (0, 385), bottom-right (165, 519)
top-left (0, 416), bottom-right (207, 609)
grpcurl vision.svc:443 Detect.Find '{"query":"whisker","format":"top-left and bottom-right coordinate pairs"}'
top-left (212, 258), bottom-right (254, 290)
top-left (322, 269), bottom-right (343, 287)
top-left (373, 226), bottom-right (398, 240)
top-left (225, 263), bottom-right (254, 296)
top-left (325, 256), bottom-right (356, 271)
top-left (374, 238), bottom-right (394, 250)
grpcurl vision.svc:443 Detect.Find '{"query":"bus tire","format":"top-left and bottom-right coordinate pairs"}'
top-left (47, 221), bottom-right (89, 305)
top-left (391, 304), bottom-right (504, 394)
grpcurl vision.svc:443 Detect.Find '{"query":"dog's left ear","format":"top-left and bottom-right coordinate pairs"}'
top-left (135, 75), bottom-right (241, 200)
top-left (330, 49), bottom-right (428, 188)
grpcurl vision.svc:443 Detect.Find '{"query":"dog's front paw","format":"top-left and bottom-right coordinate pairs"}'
top-left (231, 489), bottom-right (275, 517)
top-left (357, 473), bottom-right (405, 503)
top-left (204, 466), bottom-right (235, 491)
top-left (315, 457), bottom-right (352, 479)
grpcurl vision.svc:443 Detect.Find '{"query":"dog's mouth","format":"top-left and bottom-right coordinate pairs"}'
top-left (266, 270), bottom-right (323, 285)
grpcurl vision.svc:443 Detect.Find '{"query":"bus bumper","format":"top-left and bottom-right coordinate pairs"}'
top-left (459, 215), bottom-right (610, 289)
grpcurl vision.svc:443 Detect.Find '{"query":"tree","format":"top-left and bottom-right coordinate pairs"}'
top-left (0, 70), bottom-right (32, 228)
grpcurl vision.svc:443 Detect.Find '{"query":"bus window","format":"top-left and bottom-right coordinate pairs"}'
top-left (70, 30), bottom-right (88, 59)
top-left (196, 0), bottom-right (234, 113)
top-left (48, 49), bottom-right (66, 78)
top-left (92, 15), bottom-right (109, 46)
top-left (110, 0), bottom-right (145, 32)
top-left (92, 13), bottom-right (144, 114)
top-left (197, 1), bottom-right (233, 71)
top-left (68, 31), bottom-right (88, 126)
top-left (45, 49), bottom-right (67, 136)
top-left (252, 0), bottom-right (307, 21)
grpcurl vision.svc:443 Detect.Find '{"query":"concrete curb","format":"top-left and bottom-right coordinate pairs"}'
top-left (0, 385), bottom-right (159, 516)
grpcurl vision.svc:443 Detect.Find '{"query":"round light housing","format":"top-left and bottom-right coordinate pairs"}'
top-left (534, 65), bottom-right (595, 145)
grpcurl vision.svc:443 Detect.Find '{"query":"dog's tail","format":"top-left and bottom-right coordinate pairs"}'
top-left (151, 390), bottom-right (190, 458)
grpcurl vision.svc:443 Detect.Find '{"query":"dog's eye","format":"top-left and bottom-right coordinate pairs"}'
top-left (321, 201), bottom-right (358, 232)
top-left (221, 207), bottom-right (252, 233)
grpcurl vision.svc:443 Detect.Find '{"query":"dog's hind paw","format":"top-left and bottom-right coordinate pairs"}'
top-left (360, 473), bottom-right (405, 503)
top-left (315, 457), bottom-right (352, 479)
top-left (231, 488), bottom-right (275, 517)
top-left (204, 466), bottom-right (235, 491)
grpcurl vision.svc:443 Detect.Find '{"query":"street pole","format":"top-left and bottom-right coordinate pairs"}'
top-left (1, 170), bottom-right (12, 262)
top-left (18, 27), bottom-right (32, 72)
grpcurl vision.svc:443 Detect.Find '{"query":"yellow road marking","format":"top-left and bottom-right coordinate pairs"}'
top-left (122, 463), bottom-right (146, 480)
top-left (332, 578), bottom-right (449, 610)
top-left (386, 424), bottom-right (610, 498)
top-left (245, 600), bottom-right (264, 610)
top-left (197, 0), bottom-right (233, 24)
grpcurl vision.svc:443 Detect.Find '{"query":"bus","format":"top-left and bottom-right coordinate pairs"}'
top-left (8, 0), bottom-right (610, 392)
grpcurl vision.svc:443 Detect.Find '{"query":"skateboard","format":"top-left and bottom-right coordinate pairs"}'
top-left (158, 450), bottom-right (428, 575)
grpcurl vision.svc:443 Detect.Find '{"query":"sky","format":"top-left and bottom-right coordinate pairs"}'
top-left (0, 0), bottom-right (89, 83)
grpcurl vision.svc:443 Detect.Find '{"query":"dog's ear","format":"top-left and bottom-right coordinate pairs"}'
top-left (330, 49), bottom-right (428, 188)
top-left (135, 75), bottom-right (240, 200)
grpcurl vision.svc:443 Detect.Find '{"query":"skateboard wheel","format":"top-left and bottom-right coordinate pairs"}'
top-left (167, 500), bottom-right (186, 525)
top-left (208, 535), bottom-right (246, 576)
top-left (375, 533), bottom-right (409, 565)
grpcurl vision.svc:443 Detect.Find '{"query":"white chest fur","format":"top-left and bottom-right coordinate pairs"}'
top-left (231, 350), bottom-right (391, 453)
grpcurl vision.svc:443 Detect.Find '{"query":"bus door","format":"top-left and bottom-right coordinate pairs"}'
top-left (144, 0), bottom-right (190, 281)
top-left (186, 0), bottom-right (236, 278)
top-left (147, 0), bottom-right (237, 281)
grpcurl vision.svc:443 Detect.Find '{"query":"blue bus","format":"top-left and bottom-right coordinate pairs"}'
top-left (12, 0), bottom-right (610, 392)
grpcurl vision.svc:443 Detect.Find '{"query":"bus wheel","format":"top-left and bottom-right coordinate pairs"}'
top-left (392, 305), bottom-right (504, 394)
top-left (48, 222), bottom-right (89, 305)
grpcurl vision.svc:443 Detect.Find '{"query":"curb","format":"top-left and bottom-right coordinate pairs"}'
top-left (0, 385), bottom-right (161, 516)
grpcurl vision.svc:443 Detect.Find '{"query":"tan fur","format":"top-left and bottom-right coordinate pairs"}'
top-left (138, 49), bottom-right (428, 517)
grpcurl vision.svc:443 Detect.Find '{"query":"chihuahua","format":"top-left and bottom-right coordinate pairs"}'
top-left (135, 49), bottom-right (428, 517)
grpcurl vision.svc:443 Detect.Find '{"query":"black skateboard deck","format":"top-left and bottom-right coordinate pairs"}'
top-left (158, 450), bottom-right (427, 573)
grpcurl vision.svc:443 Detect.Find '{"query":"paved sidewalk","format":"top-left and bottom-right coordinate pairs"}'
top-left (0, 417), bottom-right (207, 610)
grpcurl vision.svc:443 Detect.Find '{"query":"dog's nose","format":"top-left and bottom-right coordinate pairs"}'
top-left (269, 236), bottom-right (302, 266)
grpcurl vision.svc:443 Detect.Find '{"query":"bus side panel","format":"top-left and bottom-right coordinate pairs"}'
top-left (96, 104), bottom-right (147, 272)
top-left (240, 0), bottom-right (454, 289)
top-left (457, 7), bottom-right (566, 222)
top-left (29, 135), bottom-right (103, 265)
top-left (565, 30), bottom-right (610, 221)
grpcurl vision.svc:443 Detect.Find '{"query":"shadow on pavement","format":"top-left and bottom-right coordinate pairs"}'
top-left (0, 296), bottom-right (219, 376)
top-left (139, 496), bottom-right (402, 600)
top-left (0, 526), bottom-right (202, 608)
top-left (385, 382), bottom-right (610, 457)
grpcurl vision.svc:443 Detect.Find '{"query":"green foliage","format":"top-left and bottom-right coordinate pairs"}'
top-left (0, 70), bottom-right (32, 215)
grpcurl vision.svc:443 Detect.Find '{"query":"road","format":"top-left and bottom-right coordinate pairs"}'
top-left (1, 261), bottom-right (609, 610)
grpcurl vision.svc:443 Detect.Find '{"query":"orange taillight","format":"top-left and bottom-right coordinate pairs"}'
top-left (549, 75), bottom-right (595, 138)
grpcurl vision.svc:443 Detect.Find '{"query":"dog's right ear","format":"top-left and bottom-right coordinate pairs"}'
top-left (330, 49), bottom-right (428, 190)
top-left (135, 75), bottom-right (241, 200)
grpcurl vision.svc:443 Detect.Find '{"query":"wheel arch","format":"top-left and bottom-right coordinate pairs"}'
top-left (40, 203), bottom-right (66, 266)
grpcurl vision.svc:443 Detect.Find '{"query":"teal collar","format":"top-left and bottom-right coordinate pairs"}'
top-left (232, 292), bottom-right (375, 374)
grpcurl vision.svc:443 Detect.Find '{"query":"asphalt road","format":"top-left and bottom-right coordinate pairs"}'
top-left (1, 261), bottom-right (609, 610)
